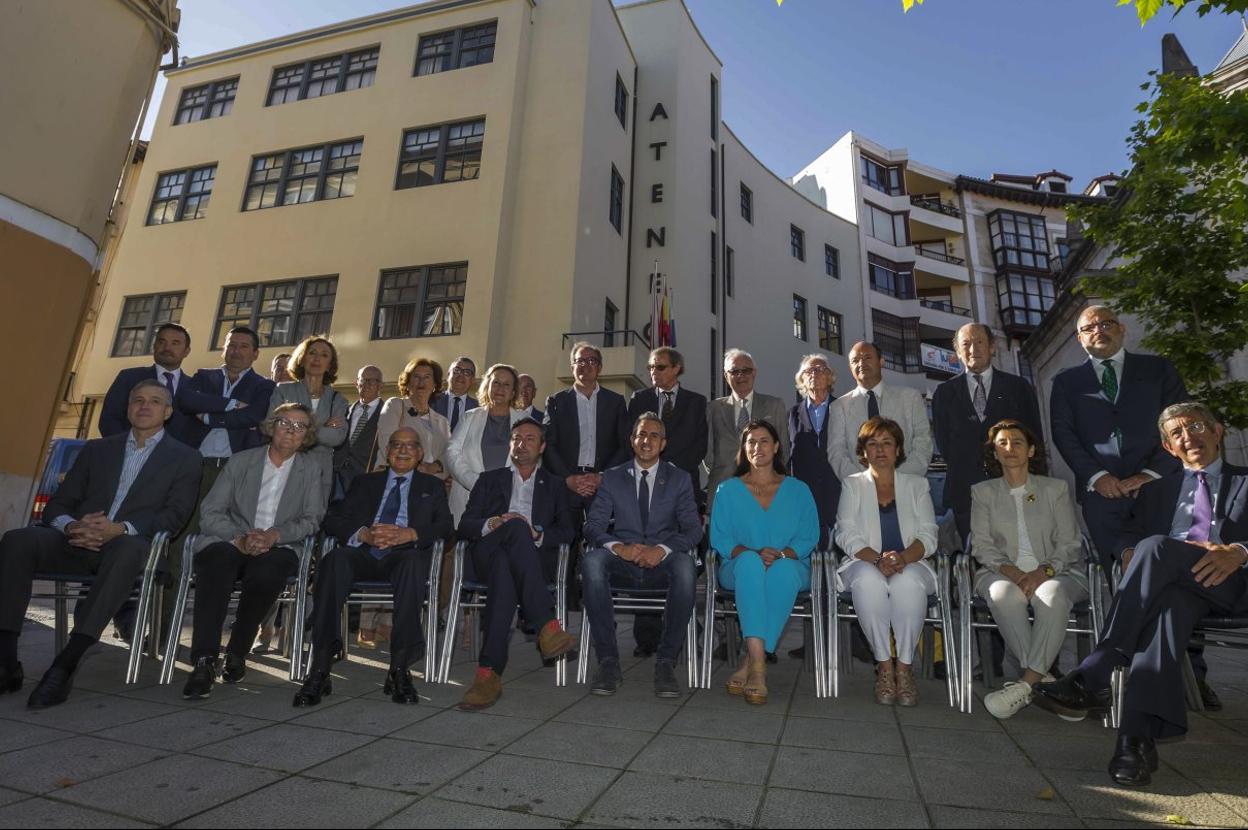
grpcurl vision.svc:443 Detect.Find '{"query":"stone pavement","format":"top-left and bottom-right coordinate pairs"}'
top-left (3, 603), bottom-right (1248, 828)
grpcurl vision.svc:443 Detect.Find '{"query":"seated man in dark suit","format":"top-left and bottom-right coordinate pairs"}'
top-left (1034, 402), bottom-right (1248, 787)
top-left (295, 427), bottom-right (453, 706)
top-left (581, 412), bottom-right (703, 697)
top-left (0, 379), bottom-right (201, 707)
top-left (457, 419), bottom-right (577, 711)
top-left (99, 323), bottom-right (195, 443)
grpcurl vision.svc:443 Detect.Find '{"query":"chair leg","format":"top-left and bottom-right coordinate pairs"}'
top-left (577, 616), bottom-right (591, 685)
top-left (54, 581), bottom-right (68, 655)
top-left (1182, 652), bottom-right (1204, 713)
top-left (685, 612), bottom-right (698, 689)
top-left (160, 553), bottom-right (195, 685)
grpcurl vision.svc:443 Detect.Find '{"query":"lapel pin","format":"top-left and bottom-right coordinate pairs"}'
top-left (1026, 493), bottom-right (1036, 503)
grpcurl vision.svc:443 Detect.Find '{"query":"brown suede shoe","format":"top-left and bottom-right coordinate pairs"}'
top-left (537, 624), bottom-right (576, 660)
top-left (458, 669), bottom-right (502, 711)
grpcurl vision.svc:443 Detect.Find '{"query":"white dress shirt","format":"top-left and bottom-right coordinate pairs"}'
top-left (200, 368), bottom-right (252, 458)
top-left (1009, 484), bottom-right (1040, 572)
top-left (482, 466), bottom-right (542, 543)
top-left (731, 390), bottom-right (754, 425)
top-left (575, 384), bottom-right (600, 468)
top-left (254, 452), bottom-right (295, 530)
top-left (965, 366), bottom-right (994, 400)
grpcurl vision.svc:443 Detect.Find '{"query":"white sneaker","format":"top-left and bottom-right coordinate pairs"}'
top-left (985, 680), bottom-right (1033, 719)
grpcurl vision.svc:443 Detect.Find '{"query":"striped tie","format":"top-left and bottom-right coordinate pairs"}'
top-left (350, 403), bottom-right (369, 445)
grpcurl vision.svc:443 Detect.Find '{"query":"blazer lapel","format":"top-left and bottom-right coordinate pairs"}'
top-left (1218, 469), bottom-right (1244, 522)
top-left (240, 451), bottom-right (265, 525)
top-left (273, 453), bottom-right (308, 526)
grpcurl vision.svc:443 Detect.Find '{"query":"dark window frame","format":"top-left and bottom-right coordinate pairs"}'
top-left (860, 153), bottom-right (905, 196)
top-left (111, 291), bottom-right (187, 357)
top-left (414, 20), bottom-right (498, 76)
top-left (242, 138), bottom-right (363, 211)
top-left (395, 118), bottom-right (486, 190)
top-left (825, 244), bottom-right (840, 279)
top-left (710, 231), bottom-right (718, 314)
top-left (872, 308), bottom-right (922, 373)
top-left (147, 163), bottom-right (217, 225)
top-left (373, 262), bottom-right (469, 340)
top-left (609, 165), bottom-right (624, 233)
top-left (988, 208), bottom-right (1051, 272)
top-left (862, 201), bottom-right (910, 246)
top-left (725, 245), bottom-right (734, 298)
top-left (817, 306), bottom-right (843, 355)
top-left (212, 275), bottom-right (338, 349)
top-left (604, 298), bottom-right (618, 347)
top-left (174, 77), bottom-right (239, 124)
top-left (868, 253), bottom-right (916, 300)
top-left (790, 224), bottom-right (806, 262)
top-left (740, 182), bottom-right (753, 223)
top-left (266, 46), bottom-right (379, 106)
top-left (710, 75), bottom-right (719, 140)
top-left (995, 270), bottom-right (1057, 330)
top-left (710, 149), bottom-right (718, 218)
top-left (793, 294), bottom-right (808, 342)
top-left (614, 73), bottom-right (628, 129)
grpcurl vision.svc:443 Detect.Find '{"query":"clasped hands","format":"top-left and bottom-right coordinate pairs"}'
top-left (614, 543), bottom-right (667, 568)
top-left (565, 473), bottom-right (601, 499)
top-left (732, 545), bottom-right (788, 568)
top-left (1092, 472), bottom-right (1154, 500)
top-left (875, 549), bottom-right (907, 577)
top-left (65, 512), bottom-right (126, 551)
top-left (488, 513), bottom-right (540, 540)
top-left (1002, 565), bottom-right (1048, 599)
top-left (232, 528), bottom-right (280, 556)
top-left (358, 523), bottom-right (419, 549)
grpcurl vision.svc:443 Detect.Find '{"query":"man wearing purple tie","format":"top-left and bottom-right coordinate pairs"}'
top-left (98, 323), bottom-right (196, 444)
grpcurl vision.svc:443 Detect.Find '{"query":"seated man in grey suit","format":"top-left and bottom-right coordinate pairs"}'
top-left (705, 348), bottom-right (790, 512)
top-left (181, 403), bottom-right (327, 699)
top-left (1034, 402), bottom-right (1248, 787)
top-left (0, 379), bottom-right (201, 708)
top-left (581, 412), bottom-right (703, 698)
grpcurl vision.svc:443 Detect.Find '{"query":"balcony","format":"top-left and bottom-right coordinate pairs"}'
top-left (910, 195), bottom-right (961, 219)
top-left (920, 298), bottom-right (971, 318)
top-left (914, 245), bottom-right (969, 282)
top-left (557, 329), bottom-right (651, 395)
top-left (909, 194), bottom-right (964, 237)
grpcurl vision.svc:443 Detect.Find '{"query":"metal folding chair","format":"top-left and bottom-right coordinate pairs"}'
top-left (699, 548), bottom-right (830, 697)
top-left (437, 540), bottom-right (571, 685)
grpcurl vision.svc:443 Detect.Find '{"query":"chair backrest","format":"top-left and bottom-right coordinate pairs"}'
top-left (29, 438), bottom-right (87, 526)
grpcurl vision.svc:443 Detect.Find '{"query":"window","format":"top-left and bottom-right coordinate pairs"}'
top-left (710, 149), bottom-right (717, 218)
top-left (397, 119), bottom-right (485, 189)
top-left (243, 139), bottom-right (361, 211)
top-left (710, 232), bottom-right (718, 314)
top-left (111, 292), bottom-right (186, 357)
top-left (860, 155), bottom-right (904, 196)
top-left (817, 307), bottom-right (843, 354)
top-left (790, 224), bottom-right (806, 261)
top-left (609, 166), bottom-right (624, 233)
top-left (267, 47), bottom-right (378, 106)
top-left (710, 75), bottom-right (719, 140)
top-left (863, 202), bottom-right (909, 246)
top-left (147, 164), bottom-right (216, 225)
top-left (415, 21), bottom-right (497, 76)
top-left (1048, 180), bottom-right (1067, 194)
top-left (374, 263), bottom-right (468, 339)
top-left (614, 73), bottom-right (628, 129)
top-left (725, 246), bottom-right (734, 298)
top-left (174, 77), bottom-right (238, 124)
top-left (871, 308), bottom-right (921, 373)
top-left (988, 209), bottom-right (1050, 271)
top-left (825, 244), bottom-right (840, 279)
top-left (604, 299), bottom-right (618, 347)
top-left (996, 271), bottom-right (1057, 330)
top-left (868, 254), bottom-right (915, 299)
top-left (793, 295), bottom-right (809, 341)
top-left (740, 183), bottom-right (753, 223)
top-left (214, 277), bottom-right (337, 348)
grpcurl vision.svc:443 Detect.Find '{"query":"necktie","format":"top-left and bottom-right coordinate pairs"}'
top-left (1189, 471), bottom-right (1212, 543)
top-left (163, 371), bottom-right (175, 396)
top-left (736, 401), bottom-right (749, 431)
top-left (638, 468), bottom-right (650, 530)
top-left (349, 403), bottom-right (369, 445)
top-left (371, 476), bottom-right (406, 559)
top-left (972, 374), bottom-right (987, 422)
top-left (867, 390), bottom-right (880, 421)
top-left (1100, 360), bottom-right (1118, 402)
top-left (451, 397), bottom-right (462, 432)
top-left (661, 391), bottom-right (674, 422)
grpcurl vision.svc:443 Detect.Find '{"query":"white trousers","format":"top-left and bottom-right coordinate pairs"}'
top-left (974, 572), bottom-right (1088, 676)
top-left (843, 560), bottom-right (937, 664)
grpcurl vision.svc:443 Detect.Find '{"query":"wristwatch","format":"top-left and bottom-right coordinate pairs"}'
top-left (1043, 564), bottom-right (1056, 578)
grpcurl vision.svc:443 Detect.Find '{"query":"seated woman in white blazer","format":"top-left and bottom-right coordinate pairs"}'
top-left (446, 363), bottom-right (526, 523)
top-left (970, 418), bottom-right (1088, 721)
top-left (835, 416), bottom-right (938, 707)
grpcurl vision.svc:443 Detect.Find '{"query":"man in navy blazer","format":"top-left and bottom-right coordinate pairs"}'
top-left (294, 426), bottom-right (453, 707)
top-left (1049, 306), bottom-right (1187, 571)
top-left (581, 412), bottom-right (704, 698)
top-left (98, 323), bottom-right (195, 443)
top-left (1035, 402), bottom-right (1248, 787)
top-left (431, 356), bottom-right (479, 433)
top-left (0, 380), bottom-right (201, 707)
top-left (933, 323), bottom-right (1042, 541)
top-left (517, 373), bottom-right (544, 424)
top-left (179, 326), bottom-right (274, 460)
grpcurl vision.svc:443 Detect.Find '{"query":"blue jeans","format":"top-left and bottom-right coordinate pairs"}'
top-left (581, 546), bottom-right (696, 664)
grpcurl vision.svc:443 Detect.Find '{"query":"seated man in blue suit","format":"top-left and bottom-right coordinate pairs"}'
top-left (581, 412), bottom-right (704, 698)
top-left (1034, 402), bottom-right (1248, 787)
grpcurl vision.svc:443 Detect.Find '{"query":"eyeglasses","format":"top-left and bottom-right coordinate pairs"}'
top-left (388, 441), bottom-right (420, 451)
top-left (801, 366), bottom-right (830, 375)
top-left (726, 368), bottom-right (755, 377)
top-left (573, 357), bottom-right (601, 366)
top-left (647, 364), bottom-right (671, 371)
top-left (1166, 421), bottom-right (1210, 441)
top-left (275, 418), bottom-right (310, 432)
top-left (1078, 320), bottom-right (1120, 335)
top-left (358, 378), bottom-right (382, 385)
top-left (451, 366), bottom-right (475, 377)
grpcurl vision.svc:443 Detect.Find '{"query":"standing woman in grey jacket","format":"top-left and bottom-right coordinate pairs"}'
top-left (970, 418), bottom-right (1089, 720)
top-left (269, 335), bottom-right (349, 505)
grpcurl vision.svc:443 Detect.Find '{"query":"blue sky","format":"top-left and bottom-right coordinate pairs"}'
top-left (149, 0), bottom-right (1245, 189)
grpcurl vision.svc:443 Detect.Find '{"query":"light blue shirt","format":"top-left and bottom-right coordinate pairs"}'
top-left (1170, 458), bottom-right (1224, 543)
top-left (348, 469), bottom-right (411, 546)
top-left (199, 368), bottom-right (251, 458)
top-left (806, 397), bottom-right (830, 437)
top-left (54, 429), bottom-right (165, 537)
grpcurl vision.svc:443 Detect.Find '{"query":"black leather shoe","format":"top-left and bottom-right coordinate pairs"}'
top-left (292, 670), bottom-right (333, 707)
top-left (788, 646), bottom-right (806, 659)
top-left (1197, 679), bottom-right (1223, 712)
top-left (765, 651), bottom-right (778, 664)
top-left (633, 645), bottom-right (657, 658)
top-left (1, 662), bottom-right (23, 695)
top-left (384, 667), bottom-right (419, 704)
top-left (221, 652), bottom-right (246, 684)
top-left (654, 660), bottom-right (681, 698)
top-left (1109, 735), bottom-right (1158, 787)
top-left (591, 660), bottom-right (623, 696)
top-left (27, 666), bottom-right (74, 709)
top-left (1032, 672), bottom-right (1112, 719)
top-left (182, 656), bottom-right (219, 699)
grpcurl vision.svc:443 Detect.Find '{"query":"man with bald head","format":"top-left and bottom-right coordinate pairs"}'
top-left (932, 323), bottom-right (1041, 540)
top-left (334, 365), bottom-right (385, 494)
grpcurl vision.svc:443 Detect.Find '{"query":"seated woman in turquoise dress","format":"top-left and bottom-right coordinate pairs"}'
top-left (710, 419), bottom-right (820, 705)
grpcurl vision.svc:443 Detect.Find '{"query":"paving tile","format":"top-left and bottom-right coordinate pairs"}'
top-left (1045, 768), bottom-right (1246, 826)
top-left (0, 797), bottom-right (155, 828)
top-left (175, 775), bottom-right (415, 827)
top-left (629, 733), bottom-right (775, 786)
top-left (0, 789), bottom-right (27, 808)
top-left (901, 724), bottom-right (1029, 765)
top-left (894, 700), bottom-right (1000, 732)
top-left (458, 686), bottom-right (582, 720)
top-left (929, 804), bottom-right (1083, 828)
top-left (375, 796), bottom-right (571, 828)
top-left (759, 788), bottom-right (929, 828)
top-left (786, 690), bottom-right (898, 723)
top-left (0, 735), bottom-right (167, 794)
top-left (93, 708), bottom-right (271, 752)
top-left (1185, 777), bottom-right (1248, 825)
top-left (779, 715), bottom-right (905, 755)
top-left (193, 722), bottom-right (375, 772)
top-left (998, 704), bottom-right (1111, 737)
top-left (770, 746), bottom-right (919, 801)
top-left (553, 696), bottom-right (678, 732)
top-left (585, 771), bottom-right (762, 828)
top-left (287, 696), bottom-right (438, 736)
top-left (435, 754), bottom-right (618, 820)
top-left (198, 684), bottom-right (347, 721)
top-left (913, 757), bottom-right (1073, 816)
top-left (1158, 737), bottom-right (1248, 780)
top-left (0, 694), bottom-right (179, 735)
top-left (304, 738), bottom-right (488, 795)
top-left (663, 704), bottom-right (785, 744)
top-left (0, 718), bottom-right (76, 755)
top-left (503, 721), bottom-right (653, 768)
top-left (391, 708), bottom-right (542, 750)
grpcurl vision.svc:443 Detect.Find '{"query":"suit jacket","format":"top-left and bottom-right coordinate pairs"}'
top-left (446, 406), bottom-right (526, 520)
top-left (99, 366), bottom-right (194, 443)
top-left (704, 392), bottom-right (790, 508)
top-left (270, 381), bottom-right (349, 501)
top-left (834, 470), bottom-right (938, 577)
top-left (178, 367), bottom-right (276, 454)
top-left (827, 383), bottom-right (933, 481)
top-left (627, 386), bottom-right (708, 485)
top-left (584, 460), bottom-right (703, 553)
top-left (969, 474), bottom-right (1086, 582)
top-left (541, 386), bottom-right (630, 477)
top-left (522, 406), bottom-right (544, 424)
top-left (1117, 462), bottom-right (1248, 556)
top-left (196, 445), bottom-right (326, 552)
top-left (788, 399), bottom-right (840, 535)
top-left (1050, 352), bottom-right (1187, 500)
top-left (458, 466), bottom-right (574, 550)
top-left (432, 392), bottom-right (479, 427)
top-left (333, 398), bottom-right (383, 487)
top-left (932, 369), bottom-right (1041, 516)
top-left (322, 469), bottom-right (452, 549)
top-left (43, 431), bottom-right (202, 540)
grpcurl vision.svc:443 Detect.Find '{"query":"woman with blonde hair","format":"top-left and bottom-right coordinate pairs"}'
top-left (268, 335), bottom-right (348, 504)
top-left (445, 363), bottom-right (525, 521)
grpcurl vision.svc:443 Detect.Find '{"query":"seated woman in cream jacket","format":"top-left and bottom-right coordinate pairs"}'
top-left (445, 363), bottom-right (526, 523)
top-left (835, 417), bottom-right (938, 708)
